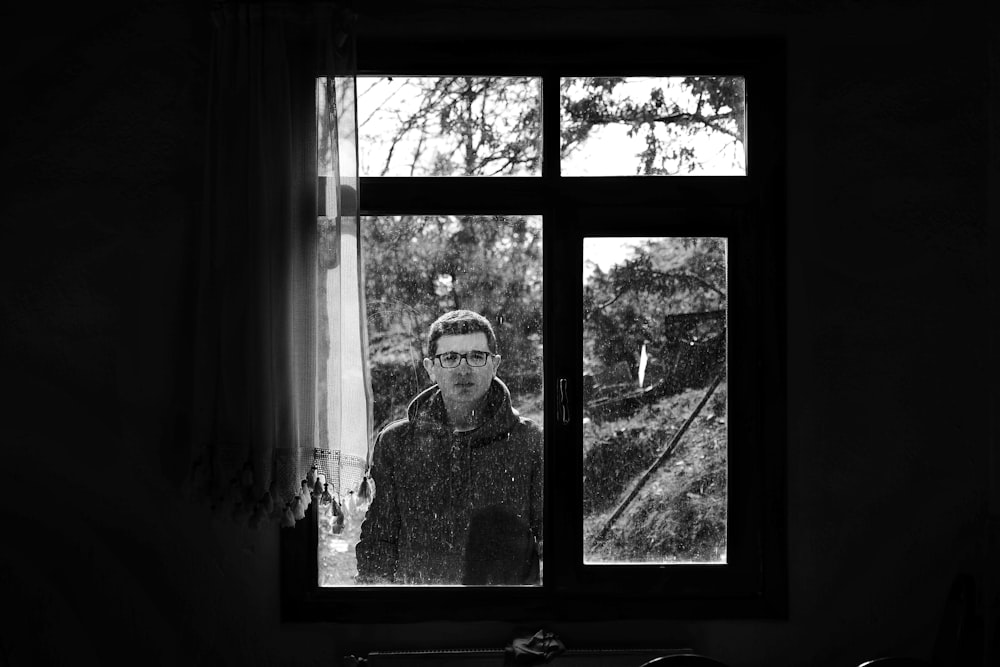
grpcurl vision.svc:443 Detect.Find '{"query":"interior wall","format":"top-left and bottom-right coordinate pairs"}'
top-left (0, 1), bottom-right (993, 666)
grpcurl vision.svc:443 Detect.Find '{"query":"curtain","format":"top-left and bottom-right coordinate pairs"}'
top-left (186, 1), bottom-right (369, 528)
top-left (317, 75), bottom-right (373, 503)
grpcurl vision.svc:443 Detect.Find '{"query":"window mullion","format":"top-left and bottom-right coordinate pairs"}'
top-left (542, 73), bottom-right (561, 180)
top-left (359, 177), bottom-right (545, 215)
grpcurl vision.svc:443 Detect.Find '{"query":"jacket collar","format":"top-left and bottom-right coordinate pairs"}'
top-left (407, 377), bottom-right (518, 444)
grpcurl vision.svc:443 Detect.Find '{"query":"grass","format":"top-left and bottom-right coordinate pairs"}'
top-left (583, 382), bottom-right (728, 563)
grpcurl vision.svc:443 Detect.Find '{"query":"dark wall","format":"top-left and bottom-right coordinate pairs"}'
top-left (1, 1), bottom-right (995, 665)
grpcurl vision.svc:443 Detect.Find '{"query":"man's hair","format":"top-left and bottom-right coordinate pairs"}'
top-left (426, 310), bottom-right (498, 358)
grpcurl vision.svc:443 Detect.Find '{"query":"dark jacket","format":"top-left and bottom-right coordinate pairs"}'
top-left (355, 378), bottom-right (543, 585)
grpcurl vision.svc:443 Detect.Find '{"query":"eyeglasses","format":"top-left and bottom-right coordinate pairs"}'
top-left (433, 351), bottom-right (493, 368)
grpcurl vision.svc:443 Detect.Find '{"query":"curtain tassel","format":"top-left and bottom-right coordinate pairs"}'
top-left (330, 496), bottom-right (345, 534)
top-left (344, 490), bottom-right (357, 513)
top-left (281, 502), bottom-right (297, 527)
top-left (267, 480), bottom-right (284, 521)
top-left (319, 494), bottom-right (345, 534)
top-left (358, 473), bottom-right (373, 502)
top-left (300, 480), bottom-right (313, 509)
top-left (291, 496), bottom-right (306, 521)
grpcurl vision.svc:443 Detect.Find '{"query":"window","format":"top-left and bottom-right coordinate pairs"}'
top-left (282, 38), bottom-right (786, 620)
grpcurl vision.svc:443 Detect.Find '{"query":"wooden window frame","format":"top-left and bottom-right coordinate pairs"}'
top-left (282, 37), bottom-right (787, 622)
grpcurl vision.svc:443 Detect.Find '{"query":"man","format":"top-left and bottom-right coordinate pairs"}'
top-left (356, 310), bottom-right (543, 585)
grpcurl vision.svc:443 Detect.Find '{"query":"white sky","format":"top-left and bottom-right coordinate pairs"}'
top-left (584, 237), bottom-right (650, 282)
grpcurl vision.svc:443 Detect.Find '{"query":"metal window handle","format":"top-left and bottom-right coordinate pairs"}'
top-left (558, 378), bottom-right (570, 425)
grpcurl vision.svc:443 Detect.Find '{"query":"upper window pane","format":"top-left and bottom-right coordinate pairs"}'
top-left (358, 76), bottom-right (542, 177)
top-left (561, 77), bottom-right (746, 176)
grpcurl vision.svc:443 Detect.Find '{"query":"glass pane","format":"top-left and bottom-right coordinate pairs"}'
top-left (561, 77), bottom-right (746, 176)
top-left (583, 237), bottom-right (728, 564)
top-left (320, 215), bottom-right (544, 586)
top-left (358, 77), bottom-right (542, 176)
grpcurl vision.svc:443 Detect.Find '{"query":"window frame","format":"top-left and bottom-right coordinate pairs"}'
top-left (282, 37), bottom-right (786, 622)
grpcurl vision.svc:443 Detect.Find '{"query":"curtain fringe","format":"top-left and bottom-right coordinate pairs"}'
top-left (184, 453), bottom-right (373, 530)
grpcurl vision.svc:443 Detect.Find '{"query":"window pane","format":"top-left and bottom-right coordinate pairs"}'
top-left (319, 214), bottom-right (544, 586)
top-left (561, 77), bottom-right (746, 176)
top-left (583, 237), bottom-right (727, 564)
top-left (358, 77), bottom-right (542, 177)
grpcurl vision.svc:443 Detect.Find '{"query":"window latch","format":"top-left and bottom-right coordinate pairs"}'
top-left (557, 378), bottom-right (570, 425)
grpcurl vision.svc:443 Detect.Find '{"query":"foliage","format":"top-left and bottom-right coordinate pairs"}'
top-left (358, 77), bottom-right (735, 410)
top-left (582, 225), bottom-right (729, 564)
top-left (561, 76), bottom-right (745, 174)
top-left (363, 214), bottom-right (544, 425)
top-left (359, 75), bottom-right (744, 177)
top-left (368, 358), bottom-right (426, 431)
top-left (359, 76), bottom-right (540, 176)
top-left (584, 237), bottom-right (726, 391)
top-left (583, 384), bottom-right (728, 563)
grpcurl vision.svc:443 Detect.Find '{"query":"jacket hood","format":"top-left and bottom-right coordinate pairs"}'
top-left (406, 377), bottom-right (521, 445)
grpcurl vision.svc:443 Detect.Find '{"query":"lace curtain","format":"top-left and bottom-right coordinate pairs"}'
top-left (185, 1), bottom-right (369, 527)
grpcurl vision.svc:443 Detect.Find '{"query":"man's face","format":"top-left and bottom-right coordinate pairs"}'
top-left (423, 332), bottom-right (501, 410)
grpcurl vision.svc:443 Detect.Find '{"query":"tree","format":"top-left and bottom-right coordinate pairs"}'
top-left (584, 237), bottom-right (727, 395)
top-left (354, 77), bottom-right (737, 420)
top-left (358, 75), bottom-right (745, 176)
top-left (561, 76), bottom-right (746, 175)
top-left (359, 76), bottom-right (540, 176)
top-left (362, 214), bottom-right (544, 426)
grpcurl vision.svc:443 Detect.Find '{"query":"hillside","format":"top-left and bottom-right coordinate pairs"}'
top-left (584, 382), bottom-right (728, 563)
